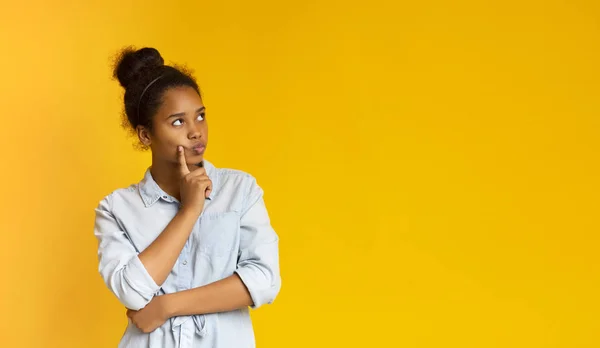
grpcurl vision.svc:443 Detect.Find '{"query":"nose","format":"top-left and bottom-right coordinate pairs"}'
top-left (188, 123), bottom-right (202, 140)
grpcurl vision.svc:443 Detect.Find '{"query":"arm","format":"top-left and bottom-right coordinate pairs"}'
top-left (137, 208), bottom-right (199, 286)
top-left (162, 177), bottom-right (282, 316)
top-left (233, 180), bottom-right (281, 309)
top-left (126, 273), bottom-right (252, 333)
top-left (163, 274), bottom-right (253, 317)
top-left (140, 147), bottom-right (212, 287)
top-left (94, 196), bottom-right (200, 310)
top-left (95, 148), bottom-right (210, 310)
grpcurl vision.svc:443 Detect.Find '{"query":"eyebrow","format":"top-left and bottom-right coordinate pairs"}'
top-left (167, 106), bottom-right (206, 119)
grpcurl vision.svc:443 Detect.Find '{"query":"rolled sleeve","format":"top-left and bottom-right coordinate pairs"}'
top-left (94, 194), bottom-right (160, 310)
top-left (235, 178), bottom-right (282, 309)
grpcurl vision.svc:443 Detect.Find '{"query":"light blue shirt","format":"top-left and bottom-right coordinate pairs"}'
top-left (93, 159), bottom-right (281, 348)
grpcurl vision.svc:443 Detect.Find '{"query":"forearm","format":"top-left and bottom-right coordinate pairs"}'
top-left (138, 208), bottom-right (199, 286)
top-left (163, 274), bottom-right (253, 317)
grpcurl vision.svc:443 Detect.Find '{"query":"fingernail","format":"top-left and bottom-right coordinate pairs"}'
top-left (178, 146), bottom-right (182, 151)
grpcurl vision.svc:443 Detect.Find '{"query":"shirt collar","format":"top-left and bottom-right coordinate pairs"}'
top-left (139, 159), bottom-right (217, 207)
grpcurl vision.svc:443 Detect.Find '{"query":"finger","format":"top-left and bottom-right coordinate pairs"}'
top-left (177, 146), bottom-right (190, 176)
top-left (188, 177), bottom-right (212, 197)
top-left (186, 167), bottom-right (207, 177)
top-left (204, 179), bottom-right (213, 198)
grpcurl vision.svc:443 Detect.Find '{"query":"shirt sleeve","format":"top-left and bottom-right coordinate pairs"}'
top-left (94, 194), bottom-right (160, 310)
top-left (234, 177), bottom-right (282, 309)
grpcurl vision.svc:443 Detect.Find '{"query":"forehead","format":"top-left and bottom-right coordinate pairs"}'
top-left (158, 86), bottom-right (203, 114)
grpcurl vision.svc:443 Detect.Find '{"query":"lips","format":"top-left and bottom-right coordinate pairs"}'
top-left (191, 143), bottom-right (206, 153)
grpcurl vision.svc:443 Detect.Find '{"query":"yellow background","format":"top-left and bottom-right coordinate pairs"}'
top-left (1, 0), bottom-right (599, 347)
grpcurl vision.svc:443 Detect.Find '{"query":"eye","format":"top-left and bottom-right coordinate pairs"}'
top-left (172, 119), bottom-right (183, 126)
top-left (197, 112), bottom-right (205, 121)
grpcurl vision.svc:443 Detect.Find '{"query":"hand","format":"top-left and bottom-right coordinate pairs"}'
top-left (177, 145), bottom-right (212, 214)
top-left (126, 296), bottom-right (170, 333)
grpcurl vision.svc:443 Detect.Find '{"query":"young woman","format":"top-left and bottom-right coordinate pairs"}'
top-left (94, 47), bottom-right (281, 348)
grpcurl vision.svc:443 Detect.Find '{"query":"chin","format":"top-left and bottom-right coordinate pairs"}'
top-left (189, 153), bottom-right (204, 161)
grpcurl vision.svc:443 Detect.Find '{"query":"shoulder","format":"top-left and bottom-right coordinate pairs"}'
top-left (208, 160), bottom-right (258, 185)
top-left (215, 166), bottom-right (256, 183)
top-left (95, 183), bottom-right (141, 212)
top-left (207, 161), bottom-right (263, 201)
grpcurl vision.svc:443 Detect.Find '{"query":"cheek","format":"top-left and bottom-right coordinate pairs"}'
top-left (152, 127), bottom-right (181, 150)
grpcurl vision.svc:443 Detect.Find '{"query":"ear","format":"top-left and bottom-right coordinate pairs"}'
top-left (136, 125), bottom-right (152, 147)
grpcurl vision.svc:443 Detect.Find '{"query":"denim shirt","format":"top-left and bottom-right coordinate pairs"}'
top-left (93, 159), bottom-right (281, 348)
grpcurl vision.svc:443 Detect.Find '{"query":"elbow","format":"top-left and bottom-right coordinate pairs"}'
top-left (115, 287), bottom-right (153, 311)
top-left (254, 272), bottom-right (281, 306)
top-left (263, 273), bottom-right (282, 305)
top-left (127, 298), bottom-right (152, 311)
top-left (119, 295), bottom-right (151, 311)
top-left (106, 271), bottom-right (155, 310)
top-left (236, 262), bottom-right (282, 309)
top-left (101, 257), bottom-right (159, 310)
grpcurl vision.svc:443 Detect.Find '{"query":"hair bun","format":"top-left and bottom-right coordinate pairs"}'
top-left (113, 47), bottom-right (164, 89)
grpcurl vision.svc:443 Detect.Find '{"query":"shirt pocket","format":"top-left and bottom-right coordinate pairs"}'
top-left (195, 211), bottom-right (240, 258)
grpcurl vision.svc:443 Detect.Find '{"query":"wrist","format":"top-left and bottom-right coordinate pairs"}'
top-left (160, 293), bottom-right (179, 318)
top-left (178, 205), bottom-right (202, 219)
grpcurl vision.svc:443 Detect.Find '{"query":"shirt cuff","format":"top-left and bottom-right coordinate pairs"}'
top-left (124, 255), bottom-right (161, 299)
top-left (235, 265), bottom-right (279, 309)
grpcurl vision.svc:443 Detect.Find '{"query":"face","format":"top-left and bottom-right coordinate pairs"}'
top-left (138, 86), bottom-right (208, 168)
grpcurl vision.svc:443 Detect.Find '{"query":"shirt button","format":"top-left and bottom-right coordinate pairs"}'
top-left (182, 260), bottom-right (188, 265)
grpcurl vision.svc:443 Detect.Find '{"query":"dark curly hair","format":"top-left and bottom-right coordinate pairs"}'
top-left (112, 46), bottom-right (201, 138)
